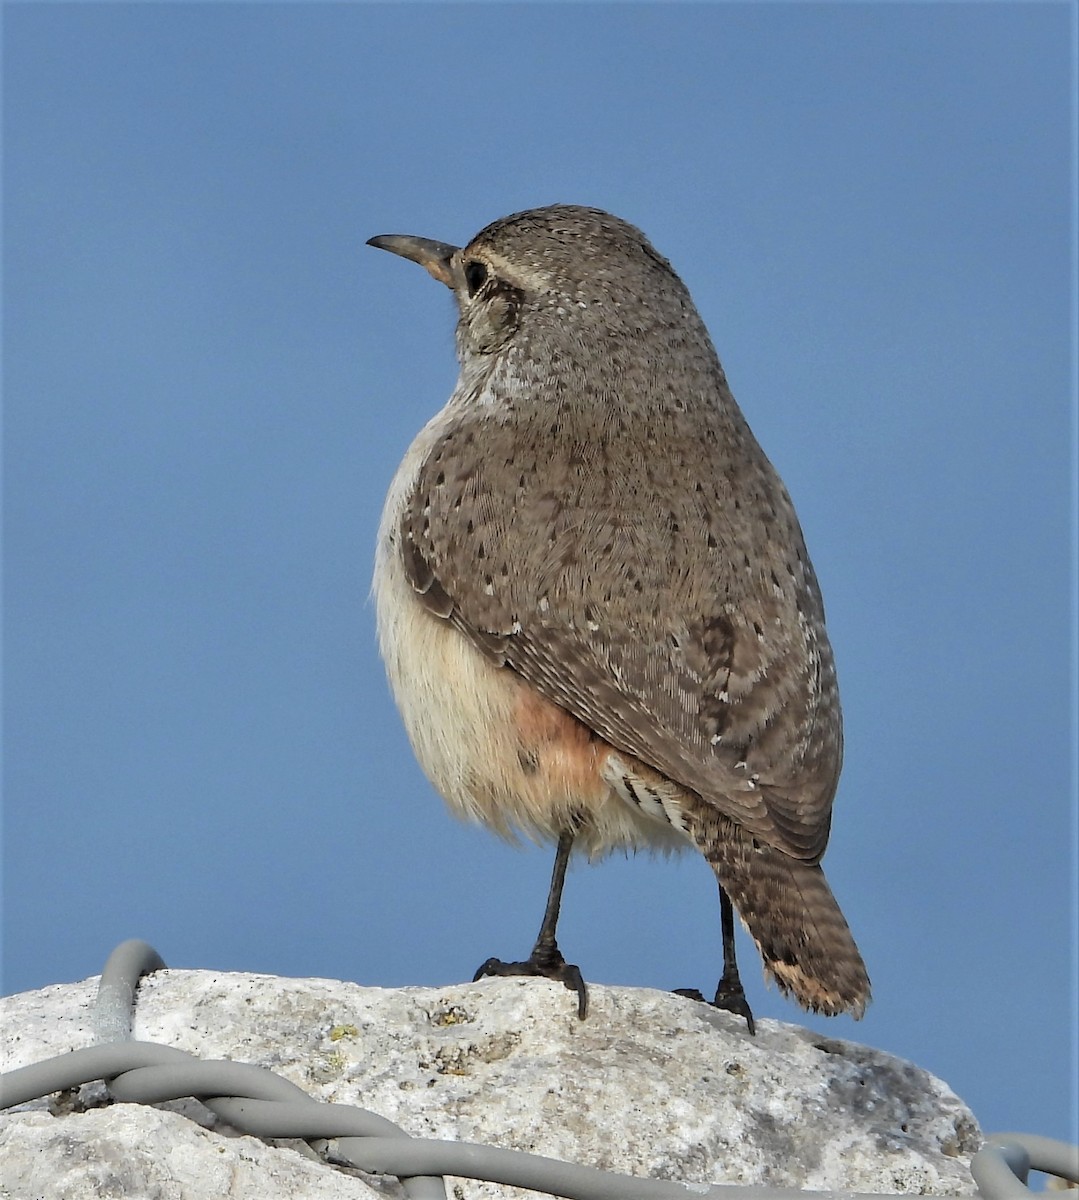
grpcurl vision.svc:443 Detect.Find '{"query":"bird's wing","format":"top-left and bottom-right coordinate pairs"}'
top-left (400, 415), bottom-right (841, 862)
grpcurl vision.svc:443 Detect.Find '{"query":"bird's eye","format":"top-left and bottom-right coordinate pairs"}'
top-left (464, 260), bottom-right (489, 297)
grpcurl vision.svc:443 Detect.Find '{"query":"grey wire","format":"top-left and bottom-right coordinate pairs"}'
top-left (92, 939), bottom-right (166, 1043)
top-left (2, 941), bottom-right (1076, 1200)
top-left (970, 1134), bottom-right (1079, 1198)
top-left (213, 1099), bottom-right (746, 1200)
top-left (35, 939), bottom-right (444, 1200)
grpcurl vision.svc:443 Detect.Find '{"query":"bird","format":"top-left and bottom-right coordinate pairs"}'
top-left (367, 205), bottom-right (870, 1032)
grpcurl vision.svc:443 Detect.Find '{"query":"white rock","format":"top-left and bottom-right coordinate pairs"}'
top-left (0, 970), bottom-right (982, 1200)
top-left (0, 1106), bottom-right (372, 1199)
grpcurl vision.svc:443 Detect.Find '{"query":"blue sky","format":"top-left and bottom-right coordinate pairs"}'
top-left (4, 2), bottom-right (1076, 1151)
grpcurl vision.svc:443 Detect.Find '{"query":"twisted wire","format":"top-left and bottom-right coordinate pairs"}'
top-left (1, 941), bottom-right (1075, 1200)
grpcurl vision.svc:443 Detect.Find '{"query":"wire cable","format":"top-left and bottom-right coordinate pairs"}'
top-left (971, 1135), bottom-right (1079, 1199)
top-left (1, 941), bottom-right (1076, 1200)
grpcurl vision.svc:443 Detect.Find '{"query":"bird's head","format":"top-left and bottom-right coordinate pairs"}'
top-left (368, 205), bottom-right (711, 373)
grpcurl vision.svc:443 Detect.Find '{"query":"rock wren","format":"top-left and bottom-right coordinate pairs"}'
top-left (368, 205), bottom-right (870, 1030)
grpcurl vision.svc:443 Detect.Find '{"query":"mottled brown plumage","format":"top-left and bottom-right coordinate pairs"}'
top-left (369, 205), bottom-right (870, 1026)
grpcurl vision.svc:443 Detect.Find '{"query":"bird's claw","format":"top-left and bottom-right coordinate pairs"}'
top-left (673, 983), bottom-right (756, 1036)
top-left (474, 953), bottom-right (589, 1019)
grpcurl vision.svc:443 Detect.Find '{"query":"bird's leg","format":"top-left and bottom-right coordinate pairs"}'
top-left (711, 883), bottom-right (756, 1034)
top-left (674, 881), bottom-right (756, 1035)
top-left (473, 829), bottom-right (588, 1019)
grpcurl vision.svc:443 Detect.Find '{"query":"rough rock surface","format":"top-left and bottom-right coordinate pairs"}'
top-left (0, 970), bottom-right (982, 1199)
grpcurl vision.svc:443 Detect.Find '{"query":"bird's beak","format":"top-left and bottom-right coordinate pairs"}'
top-left (366, 234), bottom-right (459, 288)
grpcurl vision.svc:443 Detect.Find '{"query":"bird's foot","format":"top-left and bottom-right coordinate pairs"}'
top-left (712, 977), bottom-right (756, 1035)
top-left (473, 946), bottom-right (588, 1020)
top-left (673, 982), bottom-right (756, 1036)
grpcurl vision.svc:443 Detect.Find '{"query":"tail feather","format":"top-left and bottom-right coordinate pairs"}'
top-left (689, 805), bottom-right (871, 1017)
